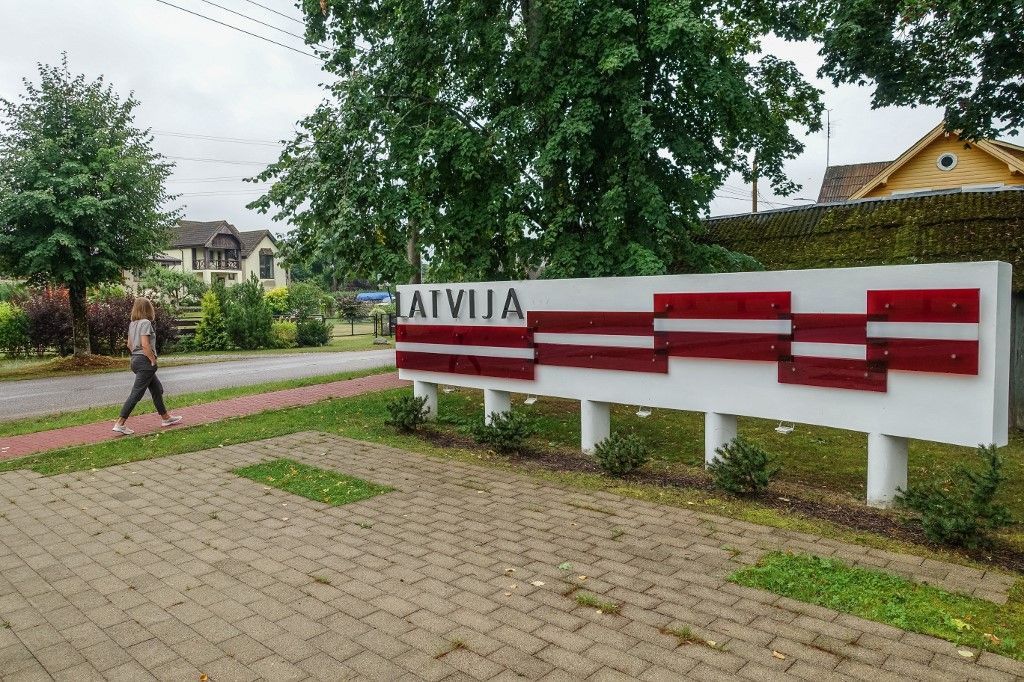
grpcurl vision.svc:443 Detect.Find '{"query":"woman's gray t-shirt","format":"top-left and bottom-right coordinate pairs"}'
top-left (128, 319), bottom-right (156, 356)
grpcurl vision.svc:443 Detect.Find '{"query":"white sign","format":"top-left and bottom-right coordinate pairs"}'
top-left (397, 262), bottom-right (1011, 506)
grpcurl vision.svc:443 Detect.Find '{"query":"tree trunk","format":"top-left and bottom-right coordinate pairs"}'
top-left (68, 283), bottom-right (92, 357)
top-left (407, 222), bottom-right (422, 284)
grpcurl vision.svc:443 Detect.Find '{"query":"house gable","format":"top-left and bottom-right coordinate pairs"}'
top-left (851, 124), bottom-right (1024, 199)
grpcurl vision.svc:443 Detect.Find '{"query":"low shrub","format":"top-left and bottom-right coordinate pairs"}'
top-left (593, 432), bottom-right (651, 476)
top-left (471, 410), bottom-right (536, 454)
top-left (386, 394), bottom-right (429, 431)
top-left (708, 436), bottom-right (778, 496)
top-left (22, 287), bottom-right (72, 356)
top-left (897, 444), bottom-right (1012, 548)
top-left (0, 281), bottom-right (28, 305)
top-left (193, 290), bottom-right (229, 351)
top-left (225, 275), bottom-right (273, 350)
top-left (0, 302), bottom-right (30, 357)
top-left (296, 318), bottom-right (332, 347)
top-left (265, 287), bottom-right (291, 315)
top-left (271, 320), bottom-right (298, 349)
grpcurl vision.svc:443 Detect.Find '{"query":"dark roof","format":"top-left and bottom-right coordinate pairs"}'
top-left (236, 229), bottom-right (276, 258)
top-left (170, 220), bottom-right (241, 248)
top-left (701, 187), bottom-right (1024, 291)
top-left (816, 161), bottom-right (893, 202)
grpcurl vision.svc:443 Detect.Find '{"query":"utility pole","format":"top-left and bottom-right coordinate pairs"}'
top-left (751, 151), bottom-right (758, 213)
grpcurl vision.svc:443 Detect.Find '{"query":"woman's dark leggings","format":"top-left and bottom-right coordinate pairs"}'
top-left (119, 355), bottom-right (166, 419)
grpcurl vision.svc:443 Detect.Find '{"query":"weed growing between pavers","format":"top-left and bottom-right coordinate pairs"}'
top-left (574, 592), bottom-right (621, 614)
top-left (234, 458), bottom-right (392, 506)
top-left (731, 551), bottom-right (1024, 661)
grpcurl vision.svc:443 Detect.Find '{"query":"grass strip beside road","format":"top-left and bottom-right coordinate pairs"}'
top-left (235, 458), bottom-right (393, 506)
top-left (731, 551), bottom-right (1024, 660)
top-left (0, 365), bottom-right (395, 438)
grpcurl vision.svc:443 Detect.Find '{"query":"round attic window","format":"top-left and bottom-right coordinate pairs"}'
top-left (936, 152), bottom-right (958, 171)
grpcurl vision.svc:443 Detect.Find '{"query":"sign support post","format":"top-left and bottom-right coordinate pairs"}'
top-left (413, 381), bottom-right (437, 421)
top-left (704, 412), bottom-right (737, 466)
top-left (581, 400), bottom-right (610, 454)
top-left (483, 389), bottom-right (511, 425)
top-left (866, 433), bottom-right (908, 508)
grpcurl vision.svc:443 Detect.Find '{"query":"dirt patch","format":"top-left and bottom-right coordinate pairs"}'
top-left (46, 355), bottom-right (127, 372)
top-left (419, 427), bottom-right (1024, 574)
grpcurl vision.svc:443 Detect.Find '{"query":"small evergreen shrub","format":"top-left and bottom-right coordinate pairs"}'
top-left (0, 302), bottom-right (30, 357)
top-left (225, 275), bottom-right (274, 350)
top-left (709, 436), bottom-right (778, 496)
top-left (593, 432), bottom-right (650, 476)
top-left (471, 410), bottom-right (537, 454)
top-left (270, 320), bottom-right (298, 348)
top-left (897, 444), bottom-right (1012, 548)
top-left (193, 290), bottom-right (229, 351)
top-left (296, 318), bottom-right (332, 347)
top-left (386, 394), bottom-right (429, 431)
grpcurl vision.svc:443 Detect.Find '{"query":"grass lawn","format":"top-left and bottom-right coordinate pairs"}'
top-left (0, 335), bottom-right (391, 381)
top-left (3, 385), bottom-right (1022, 573)
top-left (234, 458), bottom-right (392, 505)
top-left (731, 551), bottom-right (1024, 660)
top-left (0, 365), bottom-right (395, 438)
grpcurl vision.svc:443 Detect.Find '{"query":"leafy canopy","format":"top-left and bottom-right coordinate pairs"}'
top-left (0, 56), bottom-right (177, 289)
top-left (252, 0), bottom-right (823, 281)
top-left (819, 1), bottom-right (1024, 138)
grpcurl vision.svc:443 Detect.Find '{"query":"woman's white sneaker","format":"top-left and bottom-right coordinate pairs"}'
top-left (112, 424), bottom-right (134, 435)
top-left (161, 416), bottom-right (183, 427)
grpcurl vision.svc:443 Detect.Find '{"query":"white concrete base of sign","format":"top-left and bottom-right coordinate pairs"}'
top-left (705, 412), bottom-right (737, 466)
top-left (484, 389), bottom-right (511, 425)
top-left (414, 381), bottom-right (437, 421)
top-left (867, 433), bottom-right (908, 508)
top-left (581, 400), bottom-right (610, 454)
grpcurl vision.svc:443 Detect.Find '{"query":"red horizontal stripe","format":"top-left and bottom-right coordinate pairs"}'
top-left (656, 332), bottom-right (789, 361)
top-left (396, 324), bottom-right (532, 348)
top-left (867, 339), bottom-right (979, 375)
top-left (867, 288), bottom-right (979, 323)
top-left (535, 344), bottom-right (668, 373)
top-left (778, 358), bottom-right (886, 392)
top-left (791, 313), bottom-right (867, 344)
top-left (397, 351), bottom-right (534, 379)
top-left (655, 291), bottom-right (791, 319)
top-left (528, 311), bottom-right (654, 335)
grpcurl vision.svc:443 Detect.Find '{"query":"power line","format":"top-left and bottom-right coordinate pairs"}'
top-left (151, 0), bottom-right (317, 59)
top-left (167, 155), bottom-right (274, 166)
top-left (154, 129), bottom-right (282, 146)
top-left (195, 0), bottom-right (312, 44)
top-left (239, 0), bottom-right (305, 25)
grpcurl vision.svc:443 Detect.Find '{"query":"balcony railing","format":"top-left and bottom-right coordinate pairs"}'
top-left (193, 258), bottom-right (240, 271)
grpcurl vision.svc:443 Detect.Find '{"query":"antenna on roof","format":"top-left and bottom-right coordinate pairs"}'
top-left (826, 109), bottom-right (833, 169)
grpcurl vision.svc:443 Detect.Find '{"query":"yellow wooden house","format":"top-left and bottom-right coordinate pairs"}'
top-left (817, 122), bottom-right (1024, 203)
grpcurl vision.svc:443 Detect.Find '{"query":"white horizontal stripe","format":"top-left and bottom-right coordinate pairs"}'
top-left (654, 318), bottom-right (792, 334)
top-left (533, 333), bottom-right (654, 349)
top-left (866, 321), bottom-right (979, 341)
top-left (396, 342), bottom-right (535, 359)
top-left (791, 342), bottom-right (866, 360)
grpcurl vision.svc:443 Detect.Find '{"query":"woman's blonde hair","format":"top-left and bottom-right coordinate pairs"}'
top-left (130, 297), bottom-right (156, 322)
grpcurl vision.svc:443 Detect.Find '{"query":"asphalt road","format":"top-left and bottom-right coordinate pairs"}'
top-left (0, 349), bottom-right (396, 421)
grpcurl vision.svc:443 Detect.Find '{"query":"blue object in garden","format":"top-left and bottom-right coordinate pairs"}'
top-left (356, 292), bottom-right (392, 303)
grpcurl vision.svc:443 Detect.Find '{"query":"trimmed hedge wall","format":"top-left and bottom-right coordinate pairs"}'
top-left (698, 189), bottom-right (1024, 291)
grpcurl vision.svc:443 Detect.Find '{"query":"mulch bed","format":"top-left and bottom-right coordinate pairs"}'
top-left (419, 427), bottom-right (1024, 575)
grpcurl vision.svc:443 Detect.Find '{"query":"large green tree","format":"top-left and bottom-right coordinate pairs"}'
top-left (819, 1), bottom-right (1023, 139)
top-left (0, 57), bottom-right (177, 355)
top-left (252, 0), bottom-right (823, 283)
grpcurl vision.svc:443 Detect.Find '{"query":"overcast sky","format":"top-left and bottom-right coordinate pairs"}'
top-left (2, 1), bottom-right (1017, 230)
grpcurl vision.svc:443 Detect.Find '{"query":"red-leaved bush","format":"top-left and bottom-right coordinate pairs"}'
top-left (23, 288), bottom-right (179, 356)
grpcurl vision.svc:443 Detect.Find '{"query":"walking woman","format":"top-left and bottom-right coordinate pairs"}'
top-left (113, 297), bottom-right (182, 435)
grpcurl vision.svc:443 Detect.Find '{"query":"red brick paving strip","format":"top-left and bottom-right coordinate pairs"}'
top-left (0, 372), bottom-right (408, 460)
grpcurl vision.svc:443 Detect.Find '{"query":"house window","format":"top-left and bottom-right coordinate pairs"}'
top-left (936, 152), bottom-right (958, 171)
top-left (260, 253), bottom-right (274, 279)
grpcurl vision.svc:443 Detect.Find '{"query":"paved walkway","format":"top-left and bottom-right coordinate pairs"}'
top-left (0, 373), bottom-right (407, 460)
top-left (0, 432), bottom-right (1019, 681)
